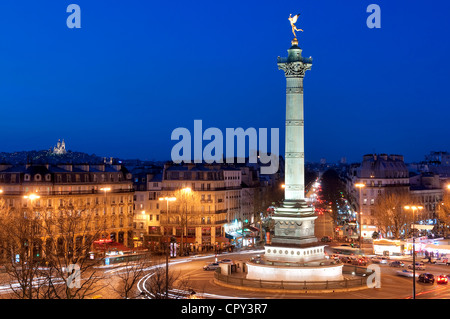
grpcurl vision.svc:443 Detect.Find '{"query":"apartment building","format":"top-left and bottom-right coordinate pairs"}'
top-left (346, 154), bottom-right (410, 238)
top-left (0, 163), bottom-right (134, 260)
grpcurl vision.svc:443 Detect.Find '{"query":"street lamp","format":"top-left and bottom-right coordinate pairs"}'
top-left (355, 183), bottom-right (365, 250)
top-left (159, 196), bottom-right (177, 214)
top-left (23, 193), bottom-right (41, 267)
top-left (99, 187), bottom-right (111, 205)
top-left (159, 195), bottom-right (176, 299)
top-left (404, 205), bottom-right (424, 300)
top-left (98, 187), bottom-right (111, 243)
top-left (181, 187), bottom-right (192, 256)
top-left (24, 194), bottom-right (41, 201)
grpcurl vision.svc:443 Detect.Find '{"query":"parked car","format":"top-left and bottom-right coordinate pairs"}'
top-left (436, 275), bottom-right (448, 284)
top-left (396, 269), bottom-right (418, 277)
top-left (408, 262), bottom-right (426, 270)
top-left (389, 261), bottom-right (405, 267)
top-left (418, 273), bottom-right (435, 284)
top-left (218, 259), bottom-right (233, 264)
top-left (203, 263), bottom-right (220, 271)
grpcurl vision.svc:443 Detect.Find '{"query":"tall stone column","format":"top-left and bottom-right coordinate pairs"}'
top-left (270, 38), bottom-right (317, 248)
top-left (277, 38), bottom-right (312, 203)
top-left (246, 32), bottom-right (344, 282)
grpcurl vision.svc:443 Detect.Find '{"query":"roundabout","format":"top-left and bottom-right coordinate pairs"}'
top-left (136, 249), bottom-right (450, 299)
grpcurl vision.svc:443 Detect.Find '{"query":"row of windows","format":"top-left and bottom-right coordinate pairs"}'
top-left (167, 171), bottom-right (225, 180)
top-left (18, 173), bottom-right (126, 183)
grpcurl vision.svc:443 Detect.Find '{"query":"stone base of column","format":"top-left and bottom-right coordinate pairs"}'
top-left (270, 198), bottom-right (318, 247)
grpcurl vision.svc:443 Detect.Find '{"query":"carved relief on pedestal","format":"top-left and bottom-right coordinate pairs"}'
top-left (286, 87), bottom-right (303, 94)
top-left (283, 184), bottom-right (304, 191)
top-left (275, 219), bottom-right (302, 237)
top-left (286, 120), bottom-right (304, 126)
top-left (285, 152), bottom-right (304, 158)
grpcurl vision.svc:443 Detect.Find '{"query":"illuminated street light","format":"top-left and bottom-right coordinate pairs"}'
top-left (354, 183), bottom-right (365, 249)
top-left (158, 195), bottom-right (176, 299)
top-left (181, 187), bottom-right (192, 256)
top-left (159, 196), bottom-right (177, 214)
top-left (24, 194), bottom-right (40, 200)
top-left (159, 196), bottom-right (176, 203)
top-left (182, 187), bottom-right (191, 193)
top-left (404, 205), bottom-right (424, 300)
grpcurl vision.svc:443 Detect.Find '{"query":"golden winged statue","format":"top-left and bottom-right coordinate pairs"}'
top-left (288, 13), bottom-right (303, 38)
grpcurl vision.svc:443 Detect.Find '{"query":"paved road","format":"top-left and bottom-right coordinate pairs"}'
top-left (156, 250), bottom-right (450, 299)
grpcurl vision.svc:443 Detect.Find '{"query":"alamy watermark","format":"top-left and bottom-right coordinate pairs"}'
top-left (366, 4), bottom-right (381, 29)
top-left (66, 264), bottom-right (81, 289)
top-left (366, 264), bottom-right (381, 288)
top-left (171, 120), bottom-right (279, 174)
top-left (66, 4), bottom-right (81, 29)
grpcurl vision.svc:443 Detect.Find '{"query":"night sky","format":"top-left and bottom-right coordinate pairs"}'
top-left (0, 0), bottom-right (448, 164)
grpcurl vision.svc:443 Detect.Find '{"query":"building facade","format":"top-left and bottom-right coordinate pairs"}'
top-left (346, 154), bottom-right (446, 239)
top-left (0, 163), bottom-right (134, 260)
top-left (346, 154), bottom-right (410, 239)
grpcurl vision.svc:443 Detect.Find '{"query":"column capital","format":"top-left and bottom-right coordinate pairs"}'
top-left (277, 61), bottom-right (312, 78)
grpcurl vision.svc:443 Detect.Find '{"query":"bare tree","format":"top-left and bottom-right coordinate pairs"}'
top-left (0, 198), bottom-right (47, 299)
top-left (164, 189), bottom-right (202, 256)
top-left (372, 189), bottom-right (413, 239)
top-left (143, 255), bottom-right (193, 299)
top-left (436, 192), bottom-right (450, 236)
top-left (108, 252), bottom-right (153, 299)
top-left (34, 198), bottom-right (108, 299)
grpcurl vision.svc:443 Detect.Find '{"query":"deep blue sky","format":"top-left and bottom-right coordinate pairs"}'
top-left (0, 0), bottom-right (448, 164)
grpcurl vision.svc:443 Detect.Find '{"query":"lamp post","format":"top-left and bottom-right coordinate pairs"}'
top-left (355, 183), bottom-right (365, 250)
top-left (159, 196), bottom-right (176, 299)
top-left (404, 205), bottom-right (424, 300)
top-left (181, 187), bottom-right (191, 256)
top-left (99, 187), bottom-right (111, 244)
top-left (23, 192), bottom-right (41, 296)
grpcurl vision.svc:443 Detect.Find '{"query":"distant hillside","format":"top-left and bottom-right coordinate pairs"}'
top-left (0, 150), bottom-right (104, 165)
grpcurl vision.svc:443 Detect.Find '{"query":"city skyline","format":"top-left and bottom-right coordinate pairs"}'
top-left (0, 1), bottom-right (449, 164)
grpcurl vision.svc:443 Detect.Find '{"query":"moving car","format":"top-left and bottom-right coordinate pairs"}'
top-left (371, 256), bottom-right (389, 264)
top-left (436, 275), bottom-right (448, 284)
top-left (421, 257), bottom-right (437, 263)
top-left (203, 263), bottom-right (220, 271)
top-left (389, 261), bottom-right (405, 267)
top-left (340, 256), bottom-right (352, 264)
top-left (434, 258), bottom-right (449, 265)
top-left (408, 262), bottom-right (425, 270)
top-left (418, 273), bottom-right (435, 284)
top-left (351, 257), bottom-right (367, 266)
top-left (396, 269), bottom-right (418, 277)
top-left (218, 259), bottom-right (233, 264)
